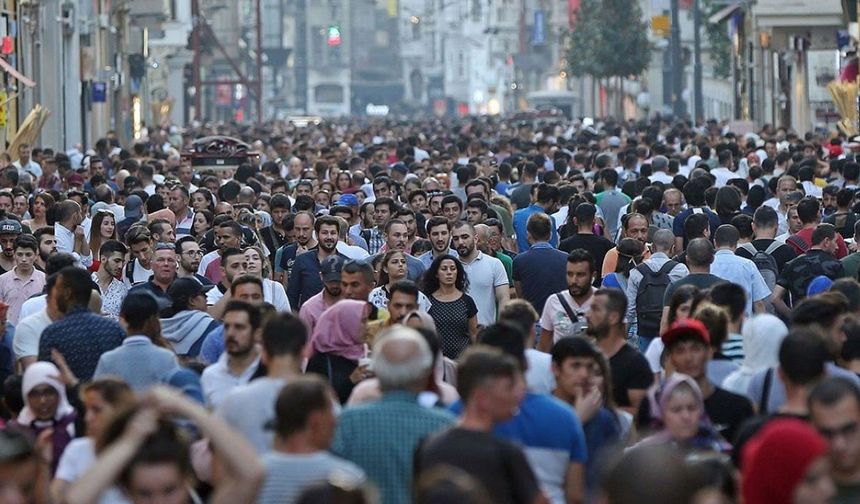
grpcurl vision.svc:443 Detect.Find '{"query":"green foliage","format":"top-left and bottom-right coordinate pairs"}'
top-left (566, 0), bottom-right (651, 79)
top-left (704, 0), bottom-right (732, 79)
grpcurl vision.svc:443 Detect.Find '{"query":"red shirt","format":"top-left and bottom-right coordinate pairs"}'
top-left (788, 227), bottom-right (849, 259)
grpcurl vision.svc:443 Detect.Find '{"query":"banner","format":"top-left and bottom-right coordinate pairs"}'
top-left (533, 10), bottom-right (546, 46)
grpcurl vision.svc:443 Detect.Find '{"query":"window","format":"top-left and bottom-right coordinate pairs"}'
top-left (315, 84), bottom-right (344, 104)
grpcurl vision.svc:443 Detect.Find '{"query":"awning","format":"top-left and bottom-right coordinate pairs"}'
top-left (709, 3), bottom-right (743, 24)
top-left (0, 58), bottom-right (35, 88)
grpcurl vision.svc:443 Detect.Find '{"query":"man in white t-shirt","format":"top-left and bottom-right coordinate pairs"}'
top-left (539, 249), bottom-right (596, 353)
top-left (451, 222), bottom-right (509, 327)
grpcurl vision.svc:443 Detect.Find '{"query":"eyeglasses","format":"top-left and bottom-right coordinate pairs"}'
top-left (182, 250), bottom-right (204, 257)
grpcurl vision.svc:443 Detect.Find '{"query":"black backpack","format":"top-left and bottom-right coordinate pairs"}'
top-left (635, 261), bottom-right (678, 338)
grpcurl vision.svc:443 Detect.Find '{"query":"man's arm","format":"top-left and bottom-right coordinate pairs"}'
top-left (538, 328), bottom-right (554, 353)
top-left (564, 462), bottom-right (585, 504)
top-left (495, 284), bottom-right (510, 313)
top-left (771, 285), bottom-right (791, 318)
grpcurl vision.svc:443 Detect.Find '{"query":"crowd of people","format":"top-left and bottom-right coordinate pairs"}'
top-left (1, 115), bottom-right (860, 503)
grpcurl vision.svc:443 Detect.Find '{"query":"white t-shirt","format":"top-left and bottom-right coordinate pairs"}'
top-left (461, 252), bottom-right (509, 327)
top-left (18, 294), bottom-right (47, 322)
top-left (13, 308), bottom-right (52, 361)
top-left (525, 349), bottom-right (555, 394)
top-left (540, 289), bottom-right (594, 343)
top-left (55, 438), bottom-right (131, 504)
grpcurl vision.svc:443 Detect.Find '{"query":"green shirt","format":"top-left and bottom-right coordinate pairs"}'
top-left (332, 391), bottom-right (455, 504)
top-left (495, 250), bottom-right (514, 284)
top-left (842, 252), bottom-right (860, 280)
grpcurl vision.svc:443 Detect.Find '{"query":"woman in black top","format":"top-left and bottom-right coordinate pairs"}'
top-left (423, 255), bottom-right (478, 359)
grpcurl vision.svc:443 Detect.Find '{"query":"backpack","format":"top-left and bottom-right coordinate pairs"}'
top-left (738, 241), bottom-right (781, 292)
top-left (635, 260), bottom-right (678, 338)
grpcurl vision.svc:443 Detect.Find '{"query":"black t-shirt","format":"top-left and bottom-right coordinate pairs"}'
top-left (735, 239), bottom-right (797, 273)
top-left (704, 386), bottom-right (755, 444)
top-left (416, 427), bottom-right (540, 504)
top-left (609, 343), bottom-right (653, 408)
top-left (662, 273), bottom-right (725, 305)
top-left (558, 233), bottom-right (615, 270)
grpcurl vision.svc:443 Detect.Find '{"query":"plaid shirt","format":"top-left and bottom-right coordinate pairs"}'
top-left (332, 391), bottom-right (455, 504)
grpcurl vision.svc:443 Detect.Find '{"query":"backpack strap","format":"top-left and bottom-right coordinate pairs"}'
top-left (739, 242), bottom-right (757, 255)
top-left (759, 368), bottom-right (774, 414)
top-left (764, 241), bottom-right (783, 255)
top-left (556, 293), bottom-right (579, 323)
top-left (125, 259), bottom-right (135, 283)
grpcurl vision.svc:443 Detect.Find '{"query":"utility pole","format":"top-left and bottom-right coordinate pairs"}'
top-left (670, 0), bottom-right (684, 118)
top-left (693, 0), bottom-right (703, 122)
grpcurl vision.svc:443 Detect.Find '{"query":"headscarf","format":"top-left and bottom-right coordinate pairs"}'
top-left (722, 314), bottom-right (787, 395)
top-left (255, 210), bottom-right (272, 228)
top-left (742, 418), bottom-right (829, 504)
top-left (311, 300), bottom-right (368, 361)
top-left (641, 373), bottom-right (730, 453)
top-left (17, 362), bottom-right (75, 425)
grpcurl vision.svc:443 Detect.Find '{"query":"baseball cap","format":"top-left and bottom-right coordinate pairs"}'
top-left (125, 195), bottom-right (143, 219)
top-left (338, 194), bottom-right (359, 207)
top-left (391, 162), bottom-right (408, 175)
top-left (608, 136), bottom-right (621, 147)
top-left (806, 275), bottom-right (833, 297)
top-left (67, 173), bottom-right (84, 187)
top-left (0, 219), bottom-right (22, 236)
top-left (661, 319), bottom-right (710, 348)
top-left (320, 255), bottom-right (345, 283)
top-left (168, 277), bottom-right (215, 305)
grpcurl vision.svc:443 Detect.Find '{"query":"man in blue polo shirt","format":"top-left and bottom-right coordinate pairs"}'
top-left (512, 213), bottom-right (568, 317)
top-left (513, 183), bottom-right (560, 252)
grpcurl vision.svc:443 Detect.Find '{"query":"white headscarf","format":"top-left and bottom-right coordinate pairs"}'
top-left (17, 362), bottom-right (75, 424)
top-left (722, 314), bottom-right (788, 395)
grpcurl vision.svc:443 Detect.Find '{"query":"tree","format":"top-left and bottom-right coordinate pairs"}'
top-left (567, 0), bottom-right (651, 116)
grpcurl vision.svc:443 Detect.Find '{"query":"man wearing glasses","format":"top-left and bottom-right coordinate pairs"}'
top-left (176, 236), bottom-right (212, 285)
top-left (810, 377), bottom-right (860, 503)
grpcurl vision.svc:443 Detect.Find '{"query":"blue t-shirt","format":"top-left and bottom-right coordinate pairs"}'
top-left (512, 243), bottom-right (569, 314)
top-left (582, 409), bottom-right (620, 489)
top-left (513, 205), bottom-right (558, 252)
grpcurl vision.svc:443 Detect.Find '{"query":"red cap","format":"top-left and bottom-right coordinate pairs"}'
top-left (67, 173), bottom-right (84, 186)
top-left (661, 319), bottom-right (710, 348)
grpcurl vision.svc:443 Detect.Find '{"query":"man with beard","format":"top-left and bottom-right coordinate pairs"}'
top-left (33, 226), bottom-right (57, 272)
top-left (205, 247), bottom-right (248, 308)
top-left (198, 220), bottom-right (243, 284)
top-left (584, 288), bottom-right (652, 414)
top-left (299, 255), bottom-right (345, 332)
top-left (201, 300), bottom-right (263, 408)
top-left (371, 219), bottom-right (425, 281)
top-left (175, 236), bottom-right (212, 285)
top-left (0, 218), bottom-right (21, 273)
top-left (538, 249), bottom-right (597, 352)
top-left (451, 221), bottom-right (509, 327)
top-left (417, 216), bottom-right (456, 269)
top-left (92, 240), bottom-right (128, 319)
top-left (274, 211), bottom-right (317, 285)
top-left (287, 216), bottom-right (344, 308)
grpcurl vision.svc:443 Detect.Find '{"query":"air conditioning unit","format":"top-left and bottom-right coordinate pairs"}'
top-left (128, 0), bottom-right (170, 28)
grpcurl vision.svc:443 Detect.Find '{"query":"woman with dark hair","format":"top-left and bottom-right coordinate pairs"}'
top-left (715, 185), bottom-right (742, 225)
top-left (191, 188), bottom-right (215, 214)
top-left (368, 250), bottom-right (431, 311)
top-left (335, 171), bottom-right (354, 193)
top-left (743, 184), bottom-right (766, 216)
top-left (191, 209), bottom-right (214, 239)
top-left (601, 238), bottom-right (644, 291)
top-left (88, 210), bottom-right (117, 272)
top-left (422, 255), bottom-right (478, 359)
top-left (25, 191), bottom-right (55, 230)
